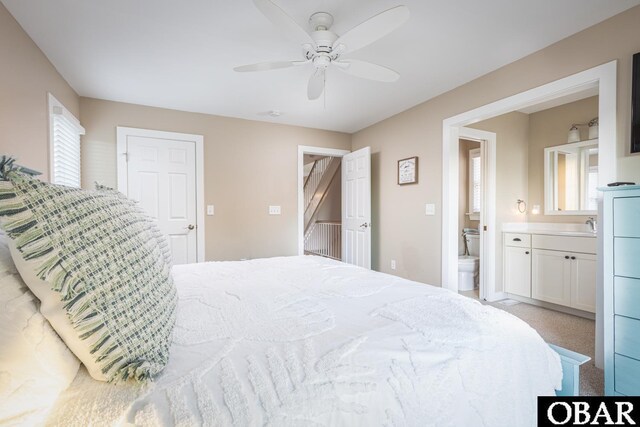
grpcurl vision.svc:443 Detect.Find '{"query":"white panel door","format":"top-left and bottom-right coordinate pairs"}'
top-left (126, 136), bottom-right (197, 265)
top-left (342, 147), bottom-right (371, 269)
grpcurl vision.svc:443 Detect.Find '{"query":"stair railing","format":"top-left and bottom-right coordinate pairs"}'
top-left (304, 220), bottom-right (341, 260)
top-left (303, 157), bottom-right (331, 211)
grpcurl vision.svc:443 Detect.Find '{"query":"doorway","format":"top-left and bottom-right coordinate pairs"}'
top-left (456, 128), bottom-right (497, 301)
top-left (297, 145), bottom-right (372, 269)
top-left (442, 61), bottom-right (617, 368)
top-left (116, 127), bottom-right (205, 264)
top-left (298, 146), bottom-right (349, 257)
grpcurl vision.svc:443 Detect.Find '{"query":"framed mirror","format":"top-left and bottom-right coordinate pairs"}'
top-left (544, 139), bottom-right (598, 215)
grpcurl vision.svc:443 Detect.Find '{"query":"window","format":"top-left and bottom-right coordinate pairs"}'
top-left (48, 94), bottom-right (84, 188)
top-left (468, 148), bottom-right (481, 220)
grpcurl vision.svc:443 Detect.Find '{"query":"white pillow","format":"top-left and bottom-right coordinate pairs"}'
top-left (0, 233), bottom-right (80, 426)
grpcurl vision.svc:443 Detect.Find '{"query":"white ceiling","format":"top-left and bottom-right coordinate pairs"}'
top-left (3, 0), bottom-right (638, 133)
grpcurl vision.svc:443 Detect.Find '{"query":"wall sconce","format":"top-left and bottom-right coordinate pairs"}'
top-left (531, 204), bottom-right (541, 215)
top-left (567, 117), bottom-right (598, 143)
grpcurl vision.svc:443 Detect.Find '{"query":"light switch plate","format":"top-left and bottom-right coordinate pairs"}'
top-left (425, 203), bottom-right (436, 215)
top-left (391, 260), bottom-right (396, 270)
top-left (269, 205), bottom-right (281, 215)
top-left (206, 205), bottom-right (215, 216)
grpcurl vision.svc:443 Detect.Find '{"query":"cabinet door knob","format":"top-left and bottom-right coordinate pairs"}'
top-left (565, 255), bottom-right (570, 259)
top-left (525, 251), bottom-right (530, 254)
top-left (571, 256), bottom-right (576, 260)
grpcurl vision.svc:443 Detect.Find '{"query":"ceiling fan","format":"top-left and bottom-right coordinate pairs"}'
top-left (234, 0), bottom-right (410, 100)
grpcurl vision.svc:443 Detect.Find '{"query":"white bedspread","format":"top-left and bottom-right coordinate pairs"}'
top-left (46, 256), bottom-right (561, 427)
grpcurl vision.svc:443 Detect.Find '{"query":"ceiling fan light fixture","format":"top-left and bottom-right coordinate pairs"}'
top-left (238, 0), bottom-right (410, 100)
top-left (268, 110), bottom-right (282, 117)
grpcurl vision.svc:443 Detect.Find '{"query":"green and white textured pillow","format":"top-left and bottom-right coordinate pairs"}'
top-left (0, 170), bottom-right (176, 383)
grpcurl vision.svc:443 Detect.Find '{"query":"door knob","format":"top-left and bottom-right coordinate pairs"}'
top-left (360, 222), bottom-right (370, 228)
top-left (187, 224), bottom-right (195, 230)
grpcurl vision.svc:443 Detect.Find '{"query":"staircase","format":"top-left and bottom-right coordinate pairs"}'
top-left (303, 156), bottom-right (341, 260)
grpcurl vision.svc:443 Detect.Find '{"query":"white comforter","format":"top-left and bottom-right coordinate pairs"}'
top-left (46, 256), bottom-right (561, 427)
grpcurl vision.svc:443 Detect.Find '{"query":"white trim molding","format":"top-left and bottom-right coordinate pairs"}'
top-left (116, 127), bottom-right (206, 263)
top-left (297, 145), bottom-right (350, 256)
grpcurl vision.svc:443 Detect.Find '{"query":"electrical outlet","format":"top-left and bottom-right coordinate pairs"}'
top-left (391, 260), bottom-right (396, 270)
top-left (425, 203), bottom-right (435, 215)
top-left (269, 205), bottom-right (281, 215)
top-left (206, 205), bottom-right (215, 216)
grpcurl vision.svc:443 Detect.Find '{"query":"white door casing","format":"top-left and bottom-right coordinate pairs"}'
top-left (117, 127), bottom-right (205, 264)
top-left (342, 147), bottom-right (371, 269)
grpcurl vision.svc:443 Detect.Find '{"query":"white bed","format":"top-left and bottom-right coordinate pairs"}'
top-left (45, 256), bottom-right (561, 427)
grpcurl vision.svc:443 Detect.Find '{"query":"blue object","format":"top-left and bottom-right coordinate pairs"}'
top-left (602, 185), bottom-right (640, 396)
top-left (549, 343), bottom-right (590, 396)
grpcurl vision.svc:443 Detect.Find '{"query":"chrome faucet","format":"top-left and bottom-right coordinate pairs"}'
top-left (586, 217), bottom-right (597, 233)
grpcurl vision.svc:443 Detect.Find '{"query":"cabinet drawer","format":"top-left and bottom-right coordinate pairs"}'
top-left (614, 196), bottom-right (640, 237)
top-left (615, 353), bottom-right (640, 396)
top-left (531, 234), bottom-right (596, 254)
top-left (615, 277), bottom-right (640, 319)
top-left (615, 315), bottom-right (640, 360)
top-left (504, 233), bottom-right (530, 248)
top-left (614, 238), bottom-right (640, 279)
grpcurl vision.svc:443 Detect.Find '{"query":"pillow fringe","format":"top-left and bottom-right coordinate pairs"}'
top-left (0, 173), bottom-right (157, 383)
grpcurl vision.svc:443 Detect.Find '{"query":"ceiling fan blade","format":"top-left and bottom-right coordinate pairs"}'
top-left (234, 60), bottom-right (306, 72)
top-left (307, 69), bottom-right (325, 100)
top-left (334, 59), bottom-right (399, 82)
top-left (333, 5), bottom-right (410, 54)
top-left (253, 0), bottom-right (314, 45)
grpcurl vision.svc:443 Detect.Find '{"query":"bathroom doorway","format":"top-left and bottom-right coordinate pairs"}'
top-left (456, 128), bottom-right (497, 301)
top-left (458, 138), bottom-right (481, 299)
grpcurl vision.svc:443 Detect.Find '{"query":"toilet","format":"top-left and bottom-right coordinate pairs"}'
top-left (458, 230), bottom-right (480, 291)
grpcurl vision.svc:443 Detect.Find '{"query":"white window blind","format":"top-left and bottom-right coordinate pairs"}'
top-left (49, 94), bottom-right (85, 188)
top-left (469, 148), bottom-right (481, 214)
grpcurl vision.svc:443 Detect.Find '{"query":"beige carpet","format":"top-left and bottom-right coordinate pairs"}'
top-left (460, 290), bottom-right (603, 396)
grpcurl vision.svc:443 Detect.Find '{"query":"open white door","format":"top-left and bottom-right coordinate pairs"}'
top-left (342, 147), bottom-right (371, 268)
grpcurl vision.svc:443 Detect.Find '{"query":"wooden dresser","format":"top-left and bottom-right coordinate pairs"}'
top-left (603, 185), bottom-right (640, 395)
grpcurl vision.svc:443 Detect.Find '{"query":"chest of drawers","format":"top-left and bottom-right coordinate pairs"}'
top-left (603, 185), bottom-right (640, 395)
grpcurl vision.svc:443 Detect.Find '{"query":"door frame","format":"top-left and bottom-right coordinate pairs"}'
top-left (297, 145), bottom-right (350, 256)
top-left (458, 127), bottom-right (497, 301)
top-left (116, 126), bottom-right (206, 262)
top-left (442, 60), bottom-right (617, 369)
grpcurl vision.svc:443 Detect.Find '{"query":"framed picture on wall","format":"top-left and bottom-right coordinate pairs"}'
top-left (398, 156), bottom-right (418, 185)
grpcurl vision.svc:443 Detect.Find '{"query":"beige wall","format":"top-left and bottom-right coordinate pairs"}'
top-left (528, 96), bottom-right (599, 222)
top-left (352, 6), bottom-right (640, 285)
top-left (458, 139), bottom-right (480, 254)
top-left (80, 97), bottom-right (351, 261)
top-left (0, 3), bottom-right (79, 178)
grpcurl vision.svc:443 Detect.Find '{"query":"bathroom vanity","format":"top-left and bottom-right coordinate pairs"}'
top-left (503, 224), bottom-right (596, 315)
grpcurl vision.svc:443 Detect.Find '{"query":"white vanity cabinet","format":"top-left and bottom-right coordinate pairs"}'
top-left (503, 232), bottom-right (596, 313)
